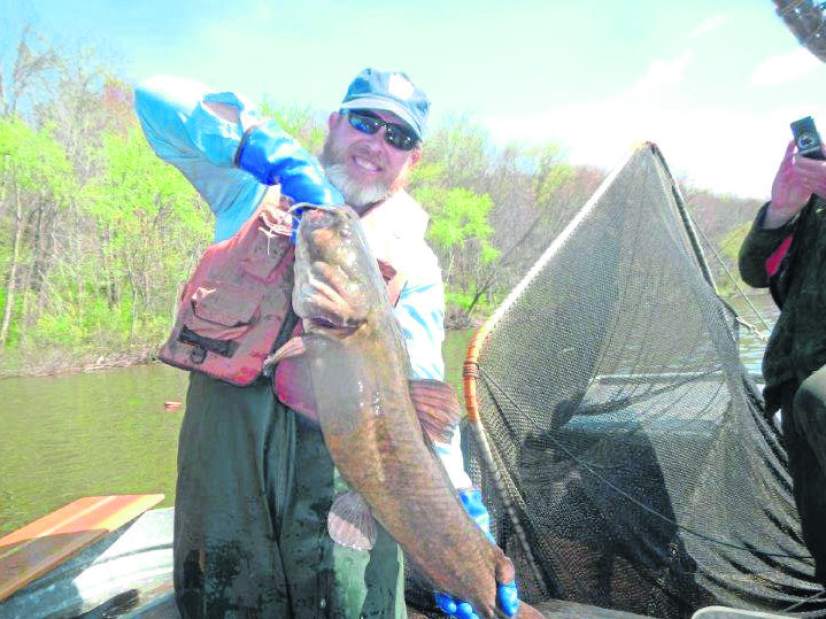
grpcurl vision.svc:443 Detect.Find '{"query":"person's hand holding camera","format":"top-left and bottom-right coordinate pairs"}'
top-left (767, 139), bottom-right (826, 229)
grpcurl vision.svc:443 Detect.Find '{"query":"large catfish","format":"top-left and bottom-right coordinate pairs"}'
top-left (273, 205), bottom-right (542, 619)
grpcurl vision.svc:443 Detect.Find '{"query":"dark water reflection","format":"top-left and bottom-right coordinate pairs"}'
top-left (0, 324), bottom-right (767, 536)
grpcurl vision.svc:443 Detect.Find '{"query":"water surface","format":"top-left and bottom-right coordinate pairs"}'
top-left (0, 326), bottom-right (766, 535)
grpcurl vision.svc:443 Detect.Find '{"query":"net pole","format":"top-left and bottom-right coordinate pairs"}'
top-left (649, 144), bottom-right (745, 349)
top-left (648, 143), bottom-right (718, 293)
top-left (463, 326), bottom-right (552, 596)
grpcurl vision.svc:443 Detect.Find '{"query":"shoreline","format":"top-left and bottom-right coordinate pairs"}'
top-left (0, 321), bottom-right (481, 380)
top-left (0, 348), bottom-right (160, 381)
top-left (0, 294), bottom-right (766, 381)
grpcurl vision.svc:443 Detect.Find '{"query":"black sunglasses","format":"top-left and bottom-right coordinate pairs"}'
top-left (342, 110), bottom-right (419, 151)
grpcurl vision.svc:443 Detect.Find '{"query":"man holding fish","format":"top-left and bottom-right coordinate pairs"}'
top-left (135, 68), bottom-right (524, 617)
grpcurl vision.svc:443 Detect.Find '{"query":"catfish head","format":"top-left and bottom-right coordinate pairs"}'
top-left (292, 205), bottom-right (390, 334)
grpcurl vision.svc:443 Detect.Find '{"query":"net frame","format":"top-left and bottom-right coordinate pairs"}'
top-left (461, 142), bottom-right (824, 617)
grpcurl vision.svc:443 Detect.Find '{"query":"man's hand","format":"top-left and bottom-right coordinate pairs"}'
top-left (297, 260), bottom-right (369, 328)
top-left (434, 583), bottom-right (519, 619)
top-left (767, 140), bottom-right (826, 228)
top-left (433, 489), bottom-right (520, 618)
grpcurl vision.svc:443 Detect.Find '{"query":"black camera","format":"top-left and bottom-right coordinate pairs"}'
top-left (791, 116), bottom-right (825, 160)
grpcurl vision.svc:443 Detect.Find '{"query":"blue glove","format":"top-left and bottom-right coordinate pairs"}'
top-left (235, 119), bottom-right (342, 204)
top-left (434, 489), bottom-right (520, 618)
top-left (235, 120), bottom-right (342, 242)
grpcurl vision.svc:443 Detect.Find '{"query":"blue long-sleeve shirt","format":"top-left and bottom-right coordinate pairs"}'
top-left (134, 75), bottom-right (471, 489)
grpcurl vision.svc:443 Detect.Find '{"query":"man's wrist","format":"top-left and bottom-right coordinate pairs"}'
top-left (235, 120), bottom-right (281, 185)
top-left (763, 200), bottom-right (803, 230)
top-left (234, 120), bottom-right (343, 205)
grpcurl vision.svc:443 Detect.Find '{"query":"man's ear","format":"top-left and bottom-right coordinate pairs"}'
top-left (328, 111), bottom-right (341, 131)
top-left (409, 146), bottom-right (423, 167)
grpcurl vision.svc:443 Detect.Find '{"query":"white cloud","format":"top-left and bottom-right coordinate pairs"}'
top-left (750, 48), bottom-right (821, 86)
top-left (481, 52), bottom-right (824, 199)
top-left (483, 101), bottom-right (786, 199)
top-left (626, 51), bottom-right (693, 100)
top-left (688, 14), bottom-right (728, 39)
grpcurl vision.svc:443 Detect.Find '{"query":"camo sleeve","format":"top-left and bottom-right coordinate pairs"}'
top-left (134, 75), bottom-right (267, 241)
top-left (395, 251), bottom-right (473, 490)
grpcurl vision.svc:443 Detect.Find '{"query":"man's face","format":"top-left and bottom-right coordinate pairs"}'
top-left (320, 109), bottom-right (421, 211)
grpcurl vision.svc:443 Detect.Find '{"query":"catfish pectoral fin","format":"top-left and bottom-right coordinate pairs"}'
top-left (327, 490), bottom-right (377, 551)
top-left (265, 335), bottom-right (307, 369)
top-left (409, 378), bottom-right (462, 443)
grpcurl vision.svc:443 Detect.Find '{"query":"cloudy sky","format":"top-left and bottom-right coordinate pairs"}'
top-left (5, 0), bottom-right (826, 199)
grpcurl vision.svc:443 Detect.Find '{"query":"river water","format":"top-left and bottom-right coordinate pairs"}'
top-left (0, 322), bottom-right (770, 536)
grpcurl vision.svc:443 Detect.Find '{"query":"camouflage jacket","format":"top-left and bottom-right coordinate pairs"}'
top-left (738, 196), bottom-right (826, 410)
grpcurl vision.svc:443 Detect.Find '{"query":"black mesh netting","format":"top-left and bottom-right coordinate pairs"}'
top-left (459, 144), bottom-right (825, 618)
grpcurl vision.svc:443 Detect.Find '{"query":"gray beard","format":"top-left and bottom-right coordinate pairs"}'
top-left (323, 162), bottom-right (391, 210)
top-left (320, 136), bottom-right (393, 210)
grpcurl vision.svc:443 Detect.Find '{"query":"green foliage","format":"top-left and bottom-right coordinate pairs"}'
top-left (83, 127), bottom-right (206, 234)
top-left (418, 186), bottom-right (499, 263)
top-left (531, 143), bottom-right (574, 208)
top-left (417, 116), bottom-right (491, 189)
top-left (260, 101), bottom-right (327, 154)
top-left (719, 222), bottom-right (751, 264)
top-left (445, 289), bottom-right (500, 315)
top-left (409, 160), bottom-right (446, 187)
top-left (0, 116), bottom-right (74, 199)
top-left (0, 287), bottom-right (22, 346)
top-left (34, 310), bottom-right (87, 348)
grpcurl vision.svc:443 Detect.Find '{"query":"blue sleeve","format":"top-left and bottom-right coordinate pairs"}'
top-left (134, 75), bottom-right (267, 241)
top-left (395, 276), bottom-right (446, 381)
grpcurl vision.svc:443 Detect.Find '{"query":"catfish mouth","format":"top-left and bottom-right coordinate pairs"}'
top-left (310, 316), bottom-right (339, 329)
top-left (304, 315), bottom-right (362, 339)
top-left (294, 204), bottom-right (358, 231)
top-left (296, 204), bottom-right (338, 226)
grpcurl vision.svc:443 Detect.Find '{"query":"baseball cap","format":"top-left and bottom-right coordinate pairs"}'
top-left (339, 68), bottom-right (430, 140)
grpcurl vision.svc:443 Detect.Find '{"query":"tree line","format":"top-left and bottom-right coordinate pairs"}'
top-left (0, 30), bottom-right (763, 376)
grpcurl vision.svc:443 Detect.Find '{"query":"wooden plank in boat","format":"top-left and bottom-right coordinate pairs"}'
top-left (0, 493), bottom-right (164, 602)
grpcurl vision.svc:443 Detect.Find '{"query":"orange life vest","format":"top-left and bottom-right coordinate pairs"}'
top-left (158, 189), bottom-right (296, 385)
top-left (159, 188), bottom-right (404, 392)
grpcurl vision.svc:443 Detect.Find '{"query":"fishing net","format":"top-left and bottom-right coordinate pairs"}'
top-left (461, 144), bottom-right (825, 618)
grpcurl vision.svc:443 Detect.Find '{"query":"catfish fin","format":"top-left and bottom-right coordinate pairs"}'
top-left (327, 491), bottom-right (377, 551)
top-left (408, 378), bottom-right (462, 443)
top-left (263, 335), bottom-right (307, 372)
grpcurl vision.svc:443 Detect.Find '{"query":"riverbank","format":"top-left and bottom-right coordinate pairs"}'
top-left (0, 288), bottom-right (770, 381)
top-left (0, 347), bottom-right (159, 380)
top-left (0, 323), bottom-right (481, 381)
